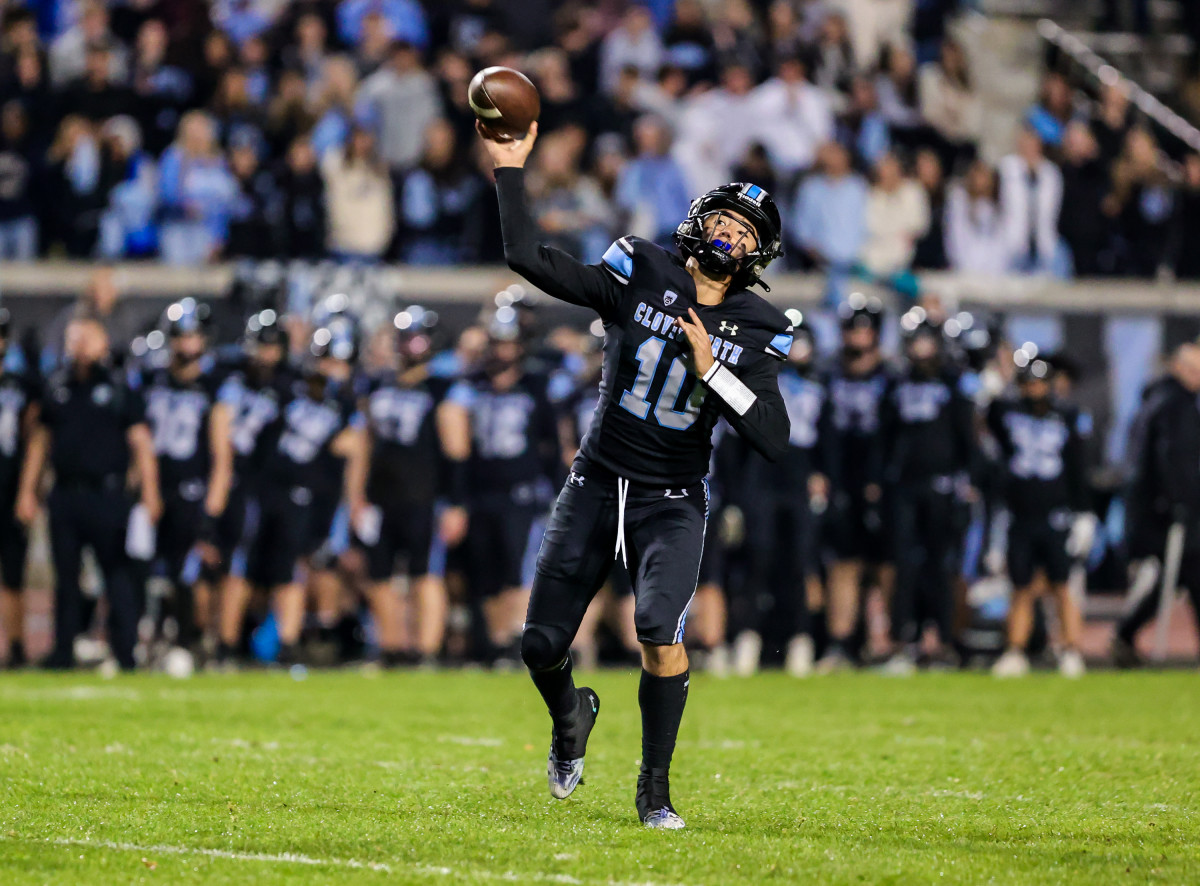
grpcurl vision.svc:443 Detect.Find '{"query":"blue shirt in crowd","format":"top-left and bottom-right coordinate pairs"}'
top-left (792, 173), bottom-right (868, 265)
top-left (337, 0), bottom-right (429, 48)
top-left (615, 154), bottom-right (693, 244)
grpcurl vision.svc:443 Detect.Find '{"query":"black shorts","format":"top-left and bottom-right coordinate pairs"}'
top-left (0, 497), bottom-right (27, 589)
top-left (826, 485), bottom-right (890, 563)
top-left (528, 458), bottom-right (709, 646)
top-left (157, 483), bottom-right (206, 579)
top-left (306, 492), bottom-right (346, 569)
top-left (697, 515), bottom-right (726, 587)
top-left (1008, 511), bottom-right (1072, 588)
top-left (246, 484), bottom-right (315, 588)
top-left (466, 496), bottom-right (541, 598)
top-left (363, 501), bottom-right (437, 581)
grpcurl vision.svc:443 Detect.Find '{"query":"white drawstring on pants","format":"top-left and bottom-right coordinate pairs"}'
top-left (614, 476), bottom-right (630, 567)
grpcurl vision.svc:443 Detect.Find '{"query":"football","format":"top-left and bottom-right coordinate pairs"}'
top-left (468, 66), bottom-right (540, 141)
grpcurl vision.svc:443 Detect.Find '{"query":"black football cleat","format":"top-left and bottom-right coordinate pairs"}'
top-left (636, 766), bottom-right (685, 829)
top-left (547, 687), bottom-right (599, 800)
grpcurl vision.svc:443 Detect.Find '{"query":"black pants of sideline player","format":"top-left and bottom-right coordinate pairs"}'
top-left (1117, 523), bottom-right (1200, 646)
top-left (730, 493), bottom-right (818, 640)
top-left (890, 480), bottom-right (959, 647)
top-left (46, 484), bottom-right (138, 670)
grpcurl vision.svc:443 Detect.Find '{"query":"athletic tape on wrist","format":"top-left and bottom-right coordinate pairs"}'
top-left (702, 363), bottom-right (756, 416)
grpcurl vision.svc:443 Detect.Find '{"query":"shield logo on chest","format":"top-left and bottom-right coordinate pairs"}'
top-left (663, 291), bottom-right (678, 307)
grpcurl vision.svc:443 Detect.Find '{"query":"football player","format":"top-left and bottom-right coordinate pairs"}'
top-left (989, 349), bottom-right (1092, 678)
top-left (437, 308), bottom-right (560, 666)
top-left (480, 121), bottom-right (791, 828)
top-left (360, 306), bottom-right (451, 667)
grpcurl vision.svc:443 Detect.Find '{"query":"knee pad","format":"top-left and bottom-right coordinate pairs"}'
top-left (520, 624), bottom-right (572, 672)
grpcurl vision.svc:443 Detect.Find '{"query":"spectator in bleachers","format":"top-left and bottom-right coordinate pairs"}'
top-left (356, 12), bottom-right (398, 79)
top-left (1104, 127), bottom-right (1174, 278)
top-left (792, 141), bottom-right (868, 297)
top-left (226, 127), bottom-right (280, 259)
top-left (599, 6), bottom-right (663, 94)
top-left (1090, 81), bottom-right (1133, 168)
top-left (211, 0), bottom-right (278, 48)
top-left (309, 56), bottom-right (360, 158)
top-left (1172, 153), bottom-right (1200, 280)
top-left (1058, 121), bottom-right (1111, 277)
top-left (130, 19), bottom-right (194, 156)
top-left (663, 0), bottom-right (717, 86)
top-left (195, 31), bottom-right (237, 110)
top-left (49, 1), bottom-right (127, 89)
top-left (837, 74), bottom-right (891, 170)
top-left (0, 101), bottom-right (39, 259)
top-left (264, 69), bottom-right (316, 158)
top-left (208, 67), bottom-right (265, 145)
top-left (945, 159), bottom-right (1007, 274)
top-left (615, 114), bottom-right (692, 248)
top-left (397, 118), bottom-right (483, 264)
top-left (276, 135), bottom-right (326, 259)
top-left (913, 148), bottom-right (947, 270)
top-left (710, 0), bottom-right (765, 80)
top-left (97, 115), bottom-right (158, 260)
top-left (751, 55), bottom-right (834, 181)
top-left (998, 126), bottom-right (1064, 274)
top-left (838, 0), bottom-right (914, 71)
top-left (862, 151), bottom-right (929, 278)
top-left (45, 114), bottom-right (107, 257)
top-left (158, 110), bottom-right (238, 265)
top-left (337, 0), bottom-right (429, 50)
top-left (527, 128), bottom-right (611, 261)
top-left (282, 13), bottom-right (331, 88)
top-left (673, 62), bottom-right (758, 192)
top-left (356, 40), bottom-right (442, 172)
top-left (239, 35), bottom-right (272, 108)
top-left (918, 37), bottom-right (980, 173)
top-left (1025, 71), bottom-right (1075, 151)
top-left (322, 124), bottom-right (394, 260)
top-left (630, 64), bottom-right (689, 133)
top-left (807, 12), bottom-right (856, 108)
top-left (527, 48), bottom-right (588, 135)
top-left (62, 40), bottom-right (134, 124)
top-left (732, 142), bottom-right (779, 201)
top-left (3, 48), bottom-right (56, 152)
top-left (875, 43), bottom-right (927, 151)
top-left (765, 0), bottom-right (810, 71)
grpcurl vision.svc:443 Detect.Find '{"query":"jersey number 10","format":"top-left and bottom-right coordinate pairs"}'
top-left (619, 336), bottom-right (704, 431)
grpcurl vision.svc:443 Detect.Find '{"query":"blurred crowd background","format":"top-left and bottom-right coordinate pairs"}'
top-left (0, 0), bottom-right (1197, 287)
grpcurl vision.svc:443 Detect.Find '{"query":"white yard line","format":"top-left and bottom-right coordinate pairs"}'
top-left (12, 837), bottom-right (691, 886)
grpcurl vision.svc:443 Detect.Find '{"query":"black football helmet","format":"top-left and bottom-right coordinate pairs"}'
top-left (673, 182), bottom-right (783, 291)
top-left (838, 292), bottom-right (884, 333)
top-left (310, 313), bottom-right (361, 363)
top-left (393, 305), bottom-right (440, 364)
top-left (245, 309), bottom-right (288, 350)
top-left (1013, 342), bottom-right (1052, 384)
top-left (163, 298), bottom-right (210, 338)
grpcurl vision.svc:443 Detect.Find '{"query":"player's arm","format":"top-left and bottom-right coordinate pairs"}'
top-left (127, 422), bottom-right (163, 523)
top-left (14, 417), bottom-right (48, 527)
top-left (331, 419), bottom-right (369, 523)
top-left (436, 385), bottom-right (473, 545)
top-left (204, 401), bottom-right (234, 521)
top-left (676, 309), bottom-right (789, 462)
top-left (481, 123), bottom-right (624, 321)
top-left (812, 389), bottom-right (837, 503)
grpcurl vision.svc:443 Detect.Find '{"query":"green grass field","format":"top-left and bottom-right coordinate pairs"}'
top-left (1, 669), bottom-right (1199, 885)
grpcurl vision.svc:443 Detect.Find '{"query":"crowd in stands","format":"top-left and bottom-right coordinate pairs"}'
top-left (1, 0), bottom-right (1196, 287)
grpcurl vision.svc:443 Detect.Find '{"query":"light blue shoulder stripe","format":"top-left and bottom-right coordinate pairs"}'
top-left (602, 239), bottom-right (633, 282)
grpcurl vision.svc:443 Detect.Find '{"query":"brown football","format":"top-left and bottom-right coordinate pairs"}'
top-left (468, 66), bottom-right (540, 141)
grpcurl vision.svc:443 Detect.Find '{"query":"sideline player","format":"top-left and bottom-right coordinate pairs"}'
top-left (481, 121), bottom-right (791, 828)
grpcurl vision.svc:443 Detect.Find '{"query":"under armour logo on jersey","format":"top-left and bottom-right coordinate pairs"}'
top-left (719, 321), bottom-right (738, 336)
top-left (568, 471), bottom-right (585, 487)
top-left (664, 488), bottom-right (688, 499)
top-left (663, 291), bottom-right (678, 306)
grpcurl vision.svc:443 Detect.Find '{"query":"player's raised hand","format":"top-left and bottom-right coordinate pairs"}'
top-left (676, 308), bottom-right (715, 376)
top-left (477, 120), bottom-right (538, 169)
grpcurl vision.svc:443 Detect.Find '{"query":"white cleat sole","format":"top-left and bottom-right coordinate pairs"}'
top-left (643, 809), bottom-right (686, 829)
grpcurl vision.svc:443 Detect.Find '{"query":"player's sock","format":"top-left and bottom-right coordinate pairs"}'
top-left (8, 639), bottom-right (26, 668)
top-left (529, 653), bottom-right (579, 727)
top-left (638, 668), bottom-right (689, 775)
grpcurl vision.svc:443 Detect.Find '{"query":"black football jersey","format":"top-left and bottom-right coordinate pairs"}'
top-left (497, 169), bottom-right (792, 484)
top-left (136, 363), bottom-right (222, 492)
top-left (260, 377), bottom-right (362, 492)
top-left (0, 369), bottom-right (38, 494)
top-left (365, 371), bottom-right (452, 504)
top-left (879, 368), bottom-right (977, 486)
top-left (987, 397), bottom-right (1088, 516)
top-left (445, 370), bottom-right (558, 502)
top-left (217, 360), bottom-right (297, 481)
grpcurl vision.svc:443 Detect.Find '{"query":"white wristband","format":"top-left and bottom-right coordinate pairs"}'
top-left (703, 363), bottom-right (756, 416)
